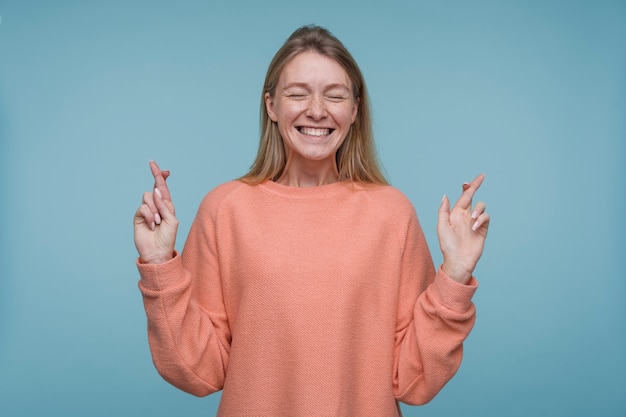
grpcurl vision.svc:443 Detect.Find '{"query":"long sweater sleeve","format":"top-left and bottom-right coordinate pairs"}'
top-left (137, 183), bottom-right (236, 396)
top-left (392, 199), bottom-right (477, 404)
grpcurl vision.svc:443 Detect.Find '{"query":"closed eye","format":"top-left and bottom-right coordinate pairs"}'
top-left (286, 93), bottom-right (307, 100)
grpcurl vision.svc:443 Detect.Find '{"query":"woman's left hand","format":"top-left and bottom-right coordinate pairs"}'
top-left (437, 173), bottom-right (490, 284)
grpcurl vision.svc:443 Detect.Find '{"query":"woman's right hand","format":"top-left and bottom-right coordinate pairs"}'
top-left (133, 160), bottom-right (178, 264)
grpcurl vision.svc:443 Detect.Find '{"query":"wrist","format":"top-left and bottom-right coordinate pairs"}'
top-left (441, 263), bottom-right (472, 285)
top-left (140, 251), bottom-right (175, 265)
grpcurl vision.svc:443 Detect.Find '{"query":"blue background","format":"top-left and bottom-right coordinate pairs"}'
top-left (1, 1), bottom-right (624, 416)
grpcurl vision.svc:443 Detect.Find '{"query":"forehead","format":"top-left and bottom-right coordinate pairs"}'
top-left (279, 51), bottom-right (352, 88)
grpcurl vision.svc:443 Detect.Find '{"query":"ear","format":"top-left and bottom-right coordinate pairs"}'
top-left (351, 96), bottom-right (360, 124)
top-left (265, 92), bottom-right (278, 122)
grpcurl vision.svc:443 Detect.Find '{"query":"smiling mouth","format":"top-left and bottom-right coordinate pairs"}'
top-left (297, 127), bottom-right (334, 137)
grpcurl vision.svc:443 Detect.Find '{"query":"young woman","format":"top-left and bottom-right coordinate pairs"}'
top-left (134, 25), bottom-right (489, 416)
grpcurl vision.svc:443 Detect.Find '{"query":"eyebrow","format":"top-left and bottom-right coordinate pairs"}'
top-left (283, 82), bottom-right (351, 92)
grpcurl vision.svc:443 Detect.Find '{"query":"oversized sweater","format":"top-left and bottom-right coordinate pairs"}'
top-left (137, 179), bottom-right (478, 416)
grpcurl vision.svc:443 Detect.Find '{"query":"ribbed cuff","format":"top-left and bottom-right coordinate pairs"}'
top-left (432, 266), bottom-right (478, 313)
top-left (136, 251), bottom-right (183, 291)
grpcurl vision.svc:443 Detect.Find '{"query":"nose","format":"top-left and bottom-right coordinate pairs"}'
top-left (306, 96), bottom-right (327, 120)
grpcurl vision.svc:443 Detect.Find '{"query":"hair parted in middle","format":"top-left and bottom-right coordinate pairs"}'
top-left (240, 25), bottom-right (388, 185)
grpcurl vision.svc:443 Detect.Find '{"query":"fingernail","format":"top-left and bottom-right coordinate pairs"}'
top-left (462, 183), bottom-right (471, 191)
top-left (472, 220), bottom-right (479, 231)
top-left (155, 212), bottom-right (162, 225)
top-left (441, 194), bottom-right (447, 203)
top-left (154, 188), bottom-right (162, 199)
top-left (150, 222), bottom-right (156, 231)
top-left (471, 210), bottom-right (479, 219)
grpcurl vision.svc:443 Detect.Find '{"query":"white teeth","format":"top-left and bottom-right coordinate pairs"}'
top-left (299, 127), bottom-right (331, 137)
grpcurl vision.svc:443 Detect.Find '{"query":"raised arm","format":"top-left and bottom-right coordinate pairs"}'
top-left (395, 175), bottom-right (488, 404)
top-left (134, 161), bottom-right (230, 396)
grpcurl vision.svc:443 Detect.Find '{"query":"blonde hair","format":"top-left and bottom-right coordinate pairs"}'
top-left (240, 25), bottom-right (388, 186)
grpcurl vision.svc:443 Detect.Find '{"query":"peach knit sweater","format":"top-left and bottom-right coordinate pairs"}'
top-left (137, 180), bottom-right (478, 416)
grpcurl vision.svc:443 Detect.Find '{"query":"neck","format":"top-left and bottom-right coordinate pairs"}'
top-left (277, 154), bottom-right (340, 187)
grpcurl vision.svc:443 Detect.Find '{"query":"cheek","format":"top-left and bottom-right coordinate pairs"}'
top-left (333, 103), bottom-right (358, 126)
top-left (341, 106), bottom-right (358, 126)
top-left (272, 103), bottom-right (293, 123)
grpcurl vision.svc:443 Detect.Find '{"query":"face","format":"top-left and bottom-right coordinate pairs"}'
top-left (265, 51), bottom-right (359, 178)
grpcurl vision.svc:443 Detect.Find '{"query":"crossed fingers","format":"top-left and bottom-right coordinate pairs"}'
top-left (150, 160), bottom-right (172, 201)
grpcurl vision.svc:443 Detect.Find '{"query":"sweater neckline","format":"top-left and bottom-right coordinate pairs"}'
top-left (258, 180), bottom-right (357, 199)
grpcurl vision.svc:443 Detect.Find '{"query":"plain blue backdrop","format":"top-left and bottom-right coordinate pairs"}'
top-left (1, 1), bottom-right (624, 416)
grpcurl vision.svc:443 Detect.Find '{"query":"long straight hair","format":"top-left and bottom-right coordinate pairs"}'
top-left (240, 25), bottom-right (388, 186)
